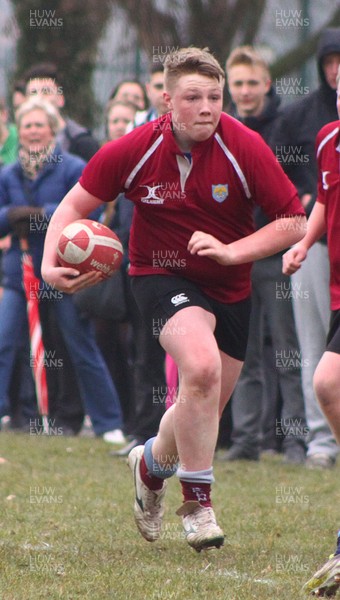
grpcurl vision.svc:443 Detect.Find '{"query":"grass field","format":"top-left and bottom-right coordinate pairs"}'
top-left (0, 432), bottom-right (339, 600)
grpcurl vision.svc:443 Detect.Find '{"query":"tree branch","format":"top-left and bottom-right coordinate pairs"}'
top-left (113, 0), bottom-right (181, 57)
top-left (271, 7), bottom-right (340, 78)
top-left (242, 0), bottom-right (266, 45)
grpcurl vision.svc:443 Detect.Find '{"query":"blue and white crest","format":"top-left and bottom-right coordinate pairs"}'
top-left (212, 184), bottom-right (228, 203)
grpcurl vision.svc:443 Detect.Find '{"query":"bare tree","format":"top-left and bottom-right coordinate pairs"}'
top-left (113, 0), bottom-right (340, 76)
top-left (271, 9), bottom-right (340, 78)
top-left (10, 0), bottom-right (340, 126)
top-left (11, 0), bottom-right (112, 126)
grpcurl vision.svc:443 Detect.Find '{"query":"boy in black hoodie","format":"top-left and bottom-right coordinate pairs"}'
top-left (273, 28), bottom-right (340, 471)
top-left (274, 28), bottom-right (340, 203)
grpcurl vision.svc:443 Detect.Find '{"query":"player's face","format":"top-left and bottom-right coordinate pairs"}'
top-left (146, 72), bottom-right (169, 116)
top-left (19, 109), bottom-right (54, 153)
top-left (227, 64), bottom-right (271, 117)
top-left (26, 77), bottom-right (64, 109)
top-left (165, 73), bottom-right (223, 151)
top-left (322, 53), bottom-right (340, 90)
top-left (107, 104), bottom-right (135, 140)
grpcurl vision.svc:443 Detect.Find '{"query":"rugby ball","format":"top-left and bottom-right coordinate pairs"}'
top-left (57, 219), bottom-right (123, 278)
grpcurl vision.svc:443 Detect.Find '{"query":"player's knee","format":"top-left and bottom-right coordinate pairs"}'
top-left (185, 355), bottom-right (221, 396)
top-left (313, 371), bottom-right (336, 409)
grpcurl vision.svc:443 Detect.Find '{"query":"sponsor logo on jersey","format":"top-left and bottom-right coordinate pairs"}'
top-left (212, 184), bottom-right (228, 203)
top-left (171, 293), bottom-right (189, 306)
top-left (140, 184), bottom-right (164, 204)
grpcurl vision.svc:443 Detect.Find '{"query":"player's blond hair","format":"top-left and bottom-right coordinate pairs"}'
top-left (226, 45), bottom-right (271, 79)
top-left (164, 47), bottom-right (225, 91)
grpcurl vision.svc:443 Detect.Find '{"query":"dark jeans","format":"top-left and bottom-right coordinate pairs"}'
top-left (231, 255), bottom-right (307, 452)
top-left (127, 280), bottom-right (166, 441)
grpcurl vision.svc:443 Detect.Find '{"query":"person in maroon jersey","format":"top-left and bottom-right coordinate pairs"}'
top-left (283, 69), bottom-right (340, 597)
top-left (41, 47), bottom-right (306, 552)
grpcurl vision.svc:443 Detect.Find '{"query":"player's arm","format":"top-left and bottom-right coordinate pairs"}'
top-left (282, 201), bottom-right (326, 275)
top-left (188, 214), bottom-right (307, 265)
top-left (283, 123), bottom-right (329, 275)
top-left (41, 182), bottom-right (105, 293)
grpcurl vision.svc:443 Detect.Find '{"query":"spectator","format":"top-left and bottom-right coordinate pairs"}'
top-left (104, 100), bottom-right (137, 142)
top-left (273, 27), bottom-right (340, 469)
top-left (0, 97), bottom-right (125, 442)
top-left (0, 97), bottom-right (18, 168)
top-left (219, 45), bottom-right (306, 464)
top-left (24, 62), bottom-right (99, 162)
top-left (109, 80), bottom-right (147, 111)
top-left (0, 97), bottom-right (24, 429)
top-left (110, 65), bottom-right (170, 458)
top-left (23, 62), bottom-right (100, 434)
top-left (11, 80), bottom-right (26, 113)
top-left (92, 99), bottom-right (136, 434)
top-left (134, 64), bottom-right (169, 125)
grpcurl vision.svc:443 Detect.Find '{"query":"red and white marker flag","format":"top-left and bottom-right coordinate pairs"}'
top-left (21, 242), bottom-right (49, 426)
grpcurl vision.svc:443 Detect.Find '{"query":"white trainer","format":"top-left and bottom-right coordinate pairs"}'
top-left (102, 429), bottom-right (126, 444)
top-left (128, 445), bottom-right (167, 542)
top-left (176, 501), bottom-right (224, 552)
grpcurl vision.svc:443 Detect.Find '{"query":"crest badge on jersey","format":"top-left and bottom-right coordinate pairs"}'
top-left (212, 184), bottom-right (228, 203)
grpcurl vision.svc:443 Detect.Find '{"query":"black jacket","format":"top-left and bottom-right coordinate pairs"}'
top-left (56, 118), bottom-right (100, 162)
top-left (228, 86), bottom-right (282, 230)
top-left (272, 27), bottom-right (340, 206)
top-left (227, 85), bottom-right (281, 150)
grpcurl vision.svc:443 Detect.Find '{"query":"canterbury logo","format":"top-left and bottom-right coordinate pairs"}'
top-left (171, 293), bottom-right (189, 306)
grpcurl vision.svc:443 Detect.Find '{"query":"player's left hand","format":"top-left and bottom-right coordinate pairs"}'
top-left (188, 231), bottom-right (232, 265)
top-left (42, 266), bottom-right (103, 294)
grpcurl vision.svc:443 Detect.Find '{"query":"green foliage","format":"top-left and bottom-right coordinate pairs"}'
top-left (0, 433), bottom-right (339, 599)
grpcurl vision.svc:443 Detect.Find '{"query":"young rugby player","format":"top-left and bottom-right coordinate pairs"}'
top-left (42, 48), bottom-right (306, 552)
top-left (283, 68), bottom-right (340, 596)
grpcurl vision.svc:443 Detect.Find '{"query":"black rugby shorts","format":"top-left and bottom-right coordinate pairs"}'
top-left (130, 274), bottom-right (251, 361)
top-left (326, 309), bottom-right (340, 355)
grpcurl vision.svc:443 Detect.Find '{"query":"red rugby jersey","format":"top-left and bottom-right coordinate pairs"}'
top-left (316, 120), bottom-right (340, 310)
top-left (80, 112), bottom-right (304, 303)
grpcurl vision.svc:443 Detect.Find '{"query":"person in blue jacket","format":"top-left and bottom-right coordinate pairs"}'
top-left (0, 97), bottom-right (124, 440)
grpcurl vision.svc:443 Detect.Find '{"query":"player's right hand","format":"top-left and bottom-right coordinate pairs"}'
top-left (41, 266), bottom-right (102, 294)
top-left (282, 244), bottom-right (307, 275)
